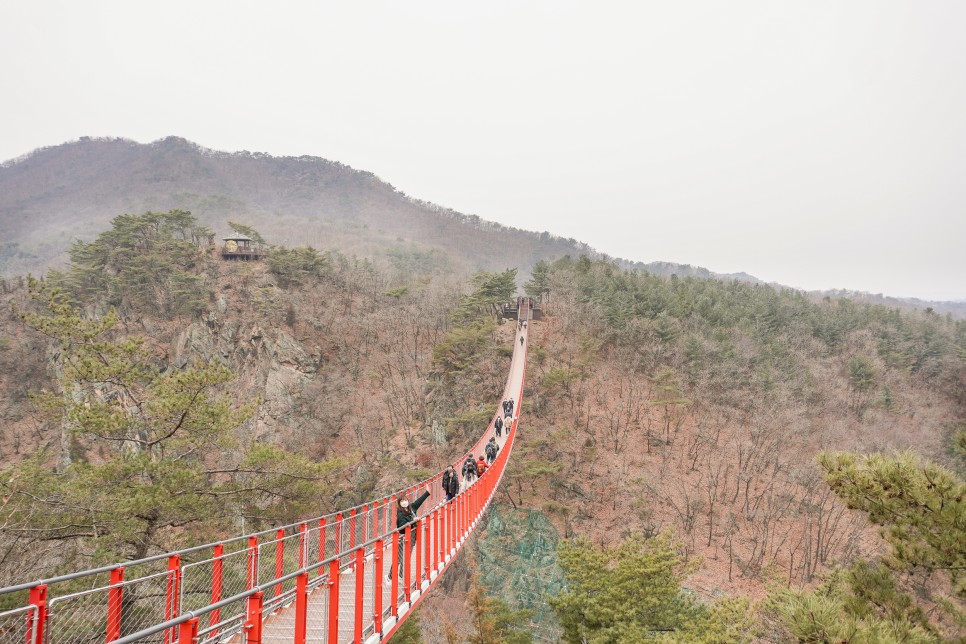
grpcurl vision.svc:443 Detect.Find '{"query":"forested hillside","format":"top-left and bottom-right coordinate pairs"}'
top-left (489, 256), bottom-right (966, 640)
top-left (1, 213), bottom-right (964, 641)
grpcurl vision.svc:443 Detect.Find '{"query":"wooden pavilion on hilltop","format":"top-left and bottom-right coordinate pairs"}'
top-left (221, 236), bottom-right (263, 260)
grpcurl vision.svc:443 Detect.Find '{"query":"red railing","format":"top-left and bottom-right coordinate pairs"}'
top-left (2, 297), bottom-right (532, 644)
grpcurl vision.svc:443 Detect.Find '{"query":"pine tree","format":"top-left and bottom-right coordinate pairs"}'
top-left (768, 561), bottom-right (940, 643)
top-left (549, 533), bottom-right (754, 643)
top-left (467, 574), bottom-right (533, 644)
top-left (817, 450), bottom-right (966, 596)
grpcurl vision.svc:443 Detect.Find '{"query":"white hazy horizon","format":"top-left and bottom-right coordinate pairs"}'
top-left (2, 2), bottom-right (964, 302)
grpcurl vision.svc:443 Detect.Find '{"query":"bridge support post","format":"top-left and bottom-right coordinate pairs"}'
top-left (403, 526), bottom-right (412, 602)
top-left (436, 506), bottom-right (443, 568)
top-left (107, 567), bottom-right (124, 641)
top-left (298, 523), bottom-right (307, 568)
top-left (334, 513), bottom-right (343, 556)
top-left (457, 492), bottom-right (464, 542)
top-left (274, 528), bottom-right (285, 599)
top-left (294, 571), bottom-right (308, 644)
top-left (26, 584), bottom-right (47, 644)
top-left (164, 554), bottom-right (182, 644)
top-left (451, 495), bottom-right (457, 547)
top-left (354, 546), bottom-right (365, 642)
top-left (414, 521), bottom-right (423, 589)
top-left (423, 515), bottom-right (431, 582)
top-left (247, 536), bottom-right (259, 589)
top-left (390, 531), bottom-right (399, 618)
top-left (327, 559), bottom-right (340, 644)
top-left (318, 518), bottom-right (327, 575)
top-left (349, 508), bottom-right (357, 550)
top-left (245, 591), bottom-right (264, 644)
top-left (374, 537), bottom-right (384, 634)
top-left (210, 545), bottom-right (224, 640)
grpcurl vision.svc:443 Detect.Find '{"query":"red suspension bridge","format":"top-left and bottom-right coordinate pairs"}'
top-left (1, 298), bottom-right (533, 644)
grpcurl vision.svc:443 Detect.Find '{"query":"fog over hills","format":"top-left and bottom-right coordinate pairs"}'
top-left (2, 137), bottom-right (963, 317)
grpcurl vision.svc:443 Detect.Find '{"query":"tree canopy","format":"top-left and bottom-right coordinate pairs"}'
top-left (50, 209), bottom-right (213, 317)
top-left (550, 533), bottom-right (754, 643)
top-left (818, 450), bottom-right (966, 597)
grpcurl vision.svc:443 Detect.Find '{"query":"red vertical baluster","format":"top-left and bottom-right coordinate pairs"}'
top-left (245, 591), bottom-right (264, 644)
top-left (294, 572), bottom-right (308, 644)
top-left (403, 525), bottom-right (412, 603)
top-left (318, 517), bottom-right (327, 575)
top-left (434, 507), bottom-right (442, 571)
top-left (374, 537), bottom-right (384, 634)
top-left (334, 513), bottom-right (343, 556)
top-left (164, 554), bottom-right (182, 644)
top-left (414, 519), bottom-right (422, 590)
top-left (247, 536), bottom-right (259, 589)
top-left (354, 547), bottom-right (365, 642)
top-left (210, 544), bottom-right (224, 638)
top-left (349, 508), bottom-right (357, 550)
top-left (389, 496), bottom-right (396, 537)
top-left (298, 523), bottom-right (307, 568)
top-left (458, 492), bottom-right (464, 542)
top-left (327, 559), bottom-right (340, 644)
top-left (390, 531), bottom-right (399, 618)
top-left (26, 584), bottom-right (47, 644)
top-left (443, 500), bottom-right (456, 560)
top-left (423, 513), bottom-right (431, 581)
top-left (274, 528), bottom-right (285, 599)
top-left (106, 567), bottom-right (124, 642)
top-left (361, 503), bottom-right (369, 542)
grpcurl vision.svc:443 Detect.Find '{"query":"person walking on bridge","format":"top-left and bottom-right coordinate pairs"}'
top-left (494, 414), bottom-right (503, 438)
top-left (485, 437), bottom-right (499, 464)
top-left (476, 455), bottom-right (488, 477)
top-left (394, 486), bottom-right (431, 581)
top-left (442, 465), bottom-right (459, 501)
top-left (462, 454), bottom-right (478, 485)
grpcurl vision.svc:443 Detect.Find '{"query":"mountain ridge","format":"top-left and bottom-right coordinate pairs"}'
top-left (3, 136), bottom-right (963, 318)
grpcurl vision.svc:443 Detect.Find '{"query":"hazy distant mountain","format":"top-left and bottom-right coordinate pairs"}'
top-left (2, 136), bottom-right (962, 317)
top-left (0, 137), bottom-right (750, 282)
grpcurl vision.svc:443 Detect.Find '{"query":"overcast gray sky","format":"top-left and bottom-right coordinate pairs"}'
top-left (2, 1), bottom-right (964, 301)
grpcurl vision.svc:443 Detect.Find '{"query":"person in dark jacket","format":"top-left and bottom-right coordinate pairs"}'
top-left (442, 465), bottom-right (460, 501)
top-left (494, 414), bottom-right (503, 438)
top-left (485, 437), bottom-right (499, 464)
top-left (462, 454), bottom-right (478, 484)
top-left (394, 487), bottom-right (431, 580)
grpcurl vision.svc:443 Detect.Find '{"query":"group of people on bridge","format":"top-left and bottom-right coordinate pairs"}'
top-left (391, 394), bottom-right (517, 581)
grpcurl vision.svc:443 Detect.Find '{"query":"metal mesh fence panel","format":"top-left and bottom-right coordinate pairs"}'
top-left (180, 546), bottom-right (250, 634)
top-left (336, 559), bottom-right (357, 643)
top-left (304, 573), bottom-right (329, 643)
top-left (196, 597), bottom-right (246, 644)
top-left (0, 605), bottom-right (34, 644)
top-left (257, 532), bottom-right (302, 603)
